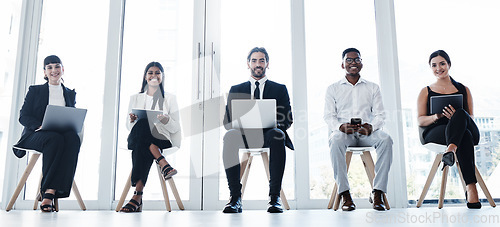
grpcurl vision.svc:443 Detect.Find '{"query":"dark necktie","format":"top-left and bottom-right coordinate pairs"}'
top-left (254, 81), bottom-right (260, 99)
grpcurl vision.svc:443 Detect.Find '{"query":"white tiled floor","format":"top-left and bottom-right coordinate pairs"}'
top-left (1, 207), bottom-right (499, 227)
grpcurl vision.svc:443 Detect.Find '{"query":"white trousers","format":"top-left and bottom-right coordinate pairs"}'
top-left (328, 130), bottom-right (393, 193)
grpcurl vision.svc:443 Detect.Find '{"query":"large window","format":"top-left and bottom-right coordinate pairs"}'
top-left (0, 0), bottom-right (22, 202)
top-left (23, 0), bottom-right (110, 200)
top-left (395, 0), bottom-right (500, 203)
top-left (305, 0), bottom-right (380, 200)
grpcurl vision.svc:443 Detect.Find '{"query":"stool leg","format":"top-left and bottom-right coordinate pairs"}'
top-left (72, 181), bottom-right (86, 211)
top-left (33, 173), bottom-right (43, 210)
top-left (454, 153), bottom-right (467, 193)
top-left (438, 165), bottom-right (449, 209)
top-left (240, 155), bottom-right (253, 198)
top-left (167, 178), bottom-right (185, 210)
top-left (475, 166), bottom-right (496, 207)
top-left (361, 151), bottom-right (375, 188)
top-left (327, 183), bottom-right (337, 209)
top-left (417, 153), bottom-right (442, 208)
top-left (345, 151), bottom-right (353, 171)
top-left (261, 152), bottom-right (289, 210)
top-left (333, 186), bottom-right (341, 211)
top-left (115, 171), bottom-right (133, 212)
top-left (240, 152), bottom-right (251, 179)
top-left (156, 164), bottom-right (172, 212)
top-left (279, 189), bottom-right (290, 210)
top-left (6, 153), bottom-right (40, 211)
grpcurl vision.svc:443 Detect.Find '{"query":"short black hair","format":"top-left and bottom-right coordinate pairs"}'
top-left (342, 48), bottom-right (361, 59)
top-left (43, 55), bottom-right (62, 69)
top-left (429, 50), bottom-right (451, 66)
top-left (247, 47), bottom-right (269, 62)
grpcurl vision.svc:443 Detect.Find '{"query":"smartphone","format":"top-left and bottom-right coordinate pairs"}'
top-left (350, 118), bottom-right (362, 125)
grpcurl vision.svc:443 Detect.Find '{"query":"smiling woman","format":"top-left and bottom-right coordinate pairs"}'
top-left (395, 0), bottom-right (500, 204)
top-left (23, 0), bottom-right (110, 203)
top-left (115, 0), bottom-right (194, 207)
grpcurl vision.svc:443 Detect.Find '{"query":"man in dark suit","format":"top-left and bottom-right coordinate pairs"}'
top-left (222, 47), bottom-right (293, 213)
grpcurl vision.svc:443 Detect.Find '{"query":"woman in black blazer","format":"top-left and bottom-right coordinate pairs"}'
top-left (13, 55), bottom-right (81, 212)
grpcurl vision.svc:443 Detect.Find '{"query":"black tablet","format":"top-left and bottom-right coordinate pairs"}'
top-left (430, 94), bottom-right (463, 114)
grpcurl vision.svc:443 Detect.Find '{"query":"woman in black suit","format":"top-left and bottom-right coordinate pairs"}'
top-left (417, 50), bottom-right (481, 209)
top-left (13, 55), bottom-right (81, 212)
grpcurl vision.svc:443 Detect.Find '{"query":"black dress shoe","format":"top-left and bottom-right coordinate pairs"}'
top-left (223, 196), bottom-right (242, 213)
top-left (465, 192), bottom-right (482, 209)
top-left (340, 190), bottom-right (356, 211)
top-left (370, 189), bottom-right (386, 211)
top-left (267, 195), bottom-right (283, 213)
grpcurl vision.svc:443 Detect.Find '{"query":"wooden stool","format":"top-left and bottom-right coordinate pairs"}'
top-left (115, 150), bottom-right (184, 212)
top-left (327, 147), bottom-right (390, 210)
top-left (416, 143), bottom-right (496, 208)
top-left (6, 147), bottom-right (86, 211)
top-left (239, 148), bottom-right (290, 210)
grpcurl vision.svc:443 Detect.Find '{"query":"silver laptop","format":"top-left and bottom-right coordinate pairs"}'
top-left (430, 94), bottom-right (463, 114)
top-left (41, 105), bottom-right (87, 133)
top-left (231, 99), bottom-right (276, 129)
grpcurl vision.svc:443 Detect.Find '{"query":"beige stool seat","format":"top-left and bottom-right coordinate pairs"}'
top-left (6, 147), bottom-right (86, 211)
top-left (328, 147), bottom-right (390, 210)
top-left (115, 147), bottom-right (184, 212)
top-left (239, 148), bottom-right (290, 210)
top-left (416, 142), bottom-right (496, 208)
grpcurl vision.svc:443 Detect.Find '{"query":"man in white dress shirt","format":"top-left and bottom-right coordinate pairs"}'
top-left (324, 48), bottom-right (393, 211)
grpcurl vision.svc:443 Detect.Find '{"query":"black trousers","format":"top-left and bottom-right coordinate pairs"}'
top-left (19, 130), bottom-right (81, 198)
top-left (127, 119), bottom-right (172, 187)
top-left (423, 108), bottom-right (480, 185)
top-left (223, 128), bottom-right (286, 197)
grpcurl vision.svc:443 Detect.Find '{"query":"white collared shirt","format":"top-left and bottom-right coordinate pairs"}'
top-left (323, 76), bottom-right (386, 133)
top-left (249, 76), bottom-right (267, 99)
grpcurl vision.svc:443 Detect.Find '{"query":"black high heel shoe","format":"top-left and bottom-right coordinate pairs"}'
top-left (156, 156), bottom-right (177, 180)
top-left (40, 193), bottom-right (55, 212)
top-left (120, 191), bottom-right (143, 212)
top-left (441, 151), bottom-right (455, 171)
top-left (465, 191), bottom-right (482, 209)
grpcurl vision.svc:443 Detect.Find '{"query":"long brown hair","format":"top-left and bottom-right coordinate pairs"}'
top-left (140, 62), bottom-right (165, 110)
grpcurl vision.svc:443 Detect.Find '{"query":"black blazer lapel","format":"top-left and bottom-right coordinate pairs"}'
top-left (41, 83), bottom-right (50, 109)
top-left (61, 83), bottom-right (76, 107)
